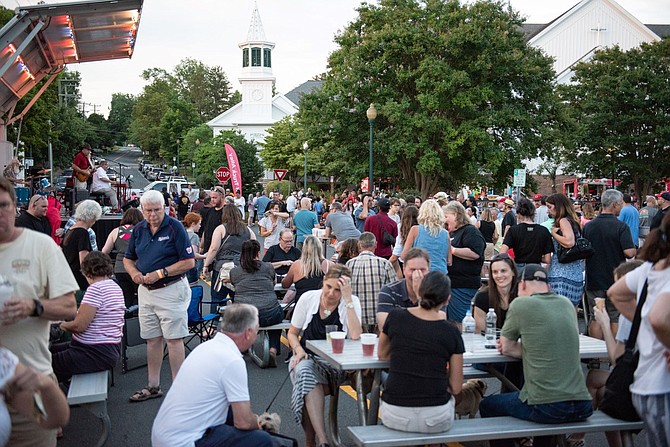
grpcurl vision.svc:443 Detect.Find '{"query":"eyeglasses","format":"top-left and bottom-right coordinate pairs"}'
top-left (280, 238), bottom-right (293, 243)
top-left (491, 253), bottom-right (511, 262)
top-left (210, 187), bottom-right (225, 194)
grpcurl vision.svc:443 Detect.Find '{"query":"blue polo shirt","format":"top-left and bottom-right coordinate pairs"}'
top-left (125, 215), bottom-right (194, 276)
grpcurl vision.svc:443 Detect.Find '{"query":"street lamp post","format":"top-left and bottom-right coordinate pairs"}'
top-left (176, 139), bottom-right (180, 171)
top-left (194, 139), bottom-right (200, 179)
top-left (366, 103), bottom-right (377, 193)
top-left (303, 141), bottom-right (308, 191)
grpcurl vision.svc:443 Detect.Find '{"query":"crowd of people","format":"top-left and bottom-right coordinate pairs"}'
top-left (1, 170), bottom-right (670, 446)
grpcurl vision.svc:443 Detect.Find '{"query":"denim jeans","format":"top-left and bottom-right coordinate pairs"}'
top-left (209, 270), bottom-right (235, 314)
top-left (258, 305), bottom-right (284, 354)
top-left (632, 392), bottom-right (670, 446)
top-left (448, 288), bottom-right (478, 323)
top-left (480, 392), bottom-right (593, 447)
top-left (195, 422), bottom-right (272, 447)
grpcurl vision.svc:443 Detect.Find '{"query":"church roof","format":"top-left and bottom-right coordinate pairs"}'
top-left (246, 1), bottom-right (267, 42)
top-left (285, 80), bottom-right (324, 106)
top-left (521, 22), bottom-right (670, 41)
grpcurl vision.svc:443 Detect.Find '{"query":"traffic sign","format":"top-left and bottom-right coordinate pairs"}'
top-left (216, 167), bottom-right (231, 184)
top-left (274, 169), bottom-right (288, 182)
top-left (513, 168), bottom-right (526, 187)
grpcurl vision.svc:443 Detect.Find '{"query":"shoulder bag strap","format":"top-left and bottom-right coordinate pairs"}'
top-left (376, 213), bottom-right (387, 232)
top-left (624, 279), bottom-right (649, 352)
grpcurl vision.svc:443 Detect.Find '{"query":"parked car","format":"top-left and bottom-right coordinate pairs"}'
top-left (148, 168), bottom-right (163, 181)
top-left (106, 168), bottom-right (119, 182)
top-left (143, 181), bottom-right (199, 198)
top-left (55, 176), bottom-right (67, 192)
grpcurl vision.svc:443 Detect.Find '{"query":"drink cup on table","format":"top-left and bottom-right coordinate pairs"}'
top-left (330, 331), bottom-right (346, 354)
top-left (595, 297), bottom-right (605, 311)
top-left (360, 333), bottom-right (377, 356)
top-left (325, 325), bottom-right (338, 343)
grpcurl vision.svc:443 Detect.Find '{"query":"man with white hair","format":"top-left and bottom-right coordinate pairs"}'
top-left (124, 190), bottom-right (195, 402)
top-left (152, 304), bottom-right (272, 447)
top-left (90, 159), bottom-right (119, 210)
top-left (583, 189), bottom-right (636, 340)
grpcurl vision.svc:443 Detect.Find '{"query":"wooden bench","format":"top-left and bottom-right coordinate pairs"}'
top-left (347, 411), bottom-right (644, 447)
top-left (248, 320), bottom-right (292, 368)
top-left (67, 370), bottom-right (111, 447)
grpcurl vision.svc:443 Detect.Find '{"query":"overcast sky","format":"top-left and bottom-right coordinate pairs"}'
top-left (2, 0), bottom-right (669, 117)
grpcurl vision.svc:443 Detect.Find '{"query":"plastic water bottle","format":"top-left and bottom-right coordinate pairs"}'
top-left (485, 308), bottom-right (497, 349)
top-left (462, 310), bottom-right (476, 352)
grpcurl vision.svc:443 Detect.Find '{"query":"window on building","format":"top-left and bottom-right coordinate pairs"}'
top-left (251, 47), bottom-right (261, 67)
top-left (242, 48), bottom-right (249, 67)
top-left (263, 48), bottom-right (271, 68)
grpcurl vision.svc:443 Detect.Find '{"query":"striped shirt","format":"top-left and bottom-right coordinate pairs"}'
top-left (346, 252), bottom-right (396, 327)
top-left (73, 279), bottom-right (125, 345)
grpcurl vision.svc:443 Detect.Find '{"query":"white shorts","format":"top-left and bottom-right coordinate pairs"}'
top-left (138, 277), bottom-right (190, 340)
top-left (381, 396), bottom-right (455, 433)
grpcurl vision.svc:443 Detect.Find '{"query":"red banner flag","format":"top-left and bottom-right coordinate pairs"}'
top-left (224, 143), bottom-right (243, 196)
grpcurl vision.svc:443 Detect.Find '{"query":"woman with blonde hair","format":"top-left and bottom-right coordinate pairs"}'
top-left (444, 200), bottom-right (486, 324)
top-left (401, 199), bottom-right (451, 273)
top-left (282, 235), bottom-right (333, 303)
top-left (477, 207), bottom-right (499, 260)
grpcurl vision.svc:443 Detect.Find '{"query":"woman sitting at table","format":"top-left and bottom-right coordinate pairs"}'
top-left (282, 235), bottom-right (333, 303)
top-left (378, 270), bottom-right (463, 435)
top-left (230, 239), bottom-right (284, 368)
top-left (287, 264), bottom-right (362, 447)
top-left (472, 253), bottom-right (524, 391)
top-left (51, 251), bottom-right (125, 383)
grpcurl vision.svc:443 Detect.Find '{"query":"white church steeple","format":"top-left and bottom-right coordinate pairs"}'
top-left (238, 1), bottom-right (275, 115)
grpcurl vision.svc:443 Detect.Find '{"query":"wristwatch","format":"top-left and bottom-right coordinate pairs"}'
top-left (161, 268), bottom-right (169, 278)
top-left (31, 299), bottom-right (44, 317)
top-left (344, 302), bottom-right (355, 309)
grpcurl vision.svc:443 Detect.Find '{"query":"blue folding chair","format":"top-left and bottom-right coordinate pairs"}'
top-left (184, 285), bottom-right (219, 350)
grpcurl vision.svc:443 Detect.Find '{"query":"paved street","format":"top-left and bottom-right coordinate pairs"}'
top-left (57, 147), bottom-right (646, 447)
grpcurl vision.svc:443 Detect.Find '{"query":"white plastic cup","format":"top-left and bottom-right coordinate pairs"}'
top-left (595, 297), bottom-right (605, 311)
top-left (330, 331), bottom-right (346, 354)
top-left (360, 333), bottom-right (377, 356)
top-left (0, 283), bottom-right (13, 308)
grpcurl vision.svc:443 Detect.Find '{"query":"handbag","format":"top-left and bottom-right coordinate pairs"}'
top-left (211, 234), bottom-right (236, 292)
top-left (376, 214), bottom-right (395, 247)
top-left (599, 280), bottom-right (648, 421)
top-left (557, 221), bottom-right (594, 263)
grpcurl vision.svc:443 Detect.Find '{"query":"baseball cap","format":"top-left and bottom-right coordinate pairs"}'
top-left (504, 198), bottom-right (515, 207)
top-left (519, 264), bottom-right (548, 283)
top-left (656, 192), bottom-right (670, 201)
top-left (378, 197), bottom-right (391, 208)
top-left (533, 194), bottom-right (542, 200)
top-left (497, 197), bottom-right (507, 203)
top-left (434, 191), bottom-right (448, 201)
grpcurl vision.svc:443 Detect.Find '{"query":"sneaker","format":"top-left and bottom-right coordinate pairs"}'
top-left (284, 353), bottom-right (292, 364)
top-left (268, 351), bottom-right (277, 368)
top-left (566, 435), bottom-right (585, 447)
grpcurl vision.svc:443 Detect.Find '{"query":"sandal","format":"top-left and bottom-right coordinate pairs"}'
top-left (129, 386), bottom-right (163, 402)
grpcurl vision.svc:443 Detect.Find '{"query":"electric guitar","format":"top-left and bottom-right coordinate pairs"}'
top-left (75, 168), bottom-right (93, 182)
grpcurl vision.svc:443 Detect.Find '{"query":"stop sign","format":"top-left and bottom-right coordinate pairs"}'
top-left (216, 167), bottom-right (231, 183)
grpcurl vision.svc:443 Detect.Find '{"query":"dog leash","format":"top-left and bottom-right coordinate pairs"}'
top-left (265, 368), bottom-right (292, 413)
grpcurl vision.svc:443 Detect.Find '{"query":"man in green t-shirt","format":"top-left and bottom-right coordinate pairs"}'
top-left (479, 264), bottom-right (592, 447)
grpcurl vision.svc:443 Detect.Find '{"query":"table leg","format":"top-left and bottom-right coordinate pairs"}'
top-left (354, 371), bottom-right (369, 426)
top-left (327, 388), bottom-right (345, 447)
top-left (366, 369), bottom-right (381, 425)
top-left (321, 239), bottom-right (328, 258)
top-left (486, 364), bottom-right (519, 392)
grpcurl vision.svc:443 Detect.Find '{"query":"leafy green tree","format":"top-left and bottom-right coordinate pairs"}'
top-left (180, 124), bottom-right (214, 175)
top-left (194, 130), bottom-right (264, 193)
top-left (299, 0), bottom-right (557, 197)
top-left (159, 98), bottom-right (200, 164)
top-left (129, 72), bottom-right (176, 158)
top-left (86, 113), bottom-right (114, 149)
top-left (260, 116), bottom-right (311, 185)
top-left (108, 93), bottom-right (136, 145)
top-left (559, 39), bottom-right (670, 201)
top-left (172, 58), bottom-right (240, 121)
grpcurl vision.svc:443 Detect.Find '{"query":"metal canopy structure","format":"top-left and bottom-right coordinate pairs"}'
top-left (0, 0), bottom-right (143, 124)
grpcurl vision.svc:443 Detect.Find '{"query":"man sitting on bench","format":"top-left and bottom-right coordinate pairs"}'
top-left (479, 264), bottom-right (593, 447)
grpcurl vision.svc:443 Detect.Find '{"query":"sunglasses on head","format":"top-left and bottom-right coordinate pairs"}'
top-left (491, 253), bottom-right (512, 262)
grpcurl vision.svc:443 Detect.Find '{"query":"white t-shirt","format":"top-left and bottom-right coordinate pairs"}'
top-left (258, 216), bottom-right (286, 249)
top-left (625, 261), bottom-right (670, 395)
top-left (290, 290), bottom-right (362, 337)
top-left (286, 195), bottom-right (297, 213)
top-left (152, 333), bottom-right (250, 447)
top-left (0, 347), bottom-right (18, 447)
top-left (0, 230), bottom-right (79, 373)
top-left (234, 196), bottom-right (245, 217)
top-left (90, 167), bottom-right (111, 192)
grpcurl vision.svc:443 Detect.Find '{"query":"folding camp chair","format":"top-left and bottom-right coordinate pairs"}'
top-left (184, 285), bottom-right (219, 351)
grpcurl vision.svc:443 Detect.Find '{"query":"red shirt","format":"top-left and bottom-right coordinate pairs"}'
top-left (72, 151), bottom-right (91, 177)
top-left (364, 211), bottom-right (398, 258)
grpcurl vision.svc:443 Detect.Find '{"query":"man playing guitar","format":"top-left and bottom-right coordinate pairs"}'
top-left (72, 143), bottom-right (93, 189)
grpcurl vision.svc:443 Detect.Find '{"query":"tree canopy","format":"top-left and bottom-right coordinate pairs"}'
top-left (294, 0), bottom-right (557, 197)
top-left (559, 39), bottom-right (670, 200)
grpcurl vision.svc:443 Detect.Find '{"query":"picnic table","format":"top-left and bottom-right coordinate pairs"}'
top-left (306, 334), bottom-right (607, 447)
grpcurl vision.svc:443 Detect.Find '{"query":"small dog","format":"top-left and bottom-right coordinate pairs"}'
top-left (257, 412), bottom-right (281, 434)
top-left (455, 379), bottom-right (488, 419)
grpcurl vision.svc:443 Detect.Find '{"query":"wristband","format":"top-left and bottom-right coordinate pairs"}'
top-left (156, 269), bottom-right (165, 279)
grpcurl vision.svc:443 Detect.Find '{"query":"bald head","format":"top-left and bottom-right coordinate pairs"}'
top-left (300, 197), bottom-right (312, 210)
